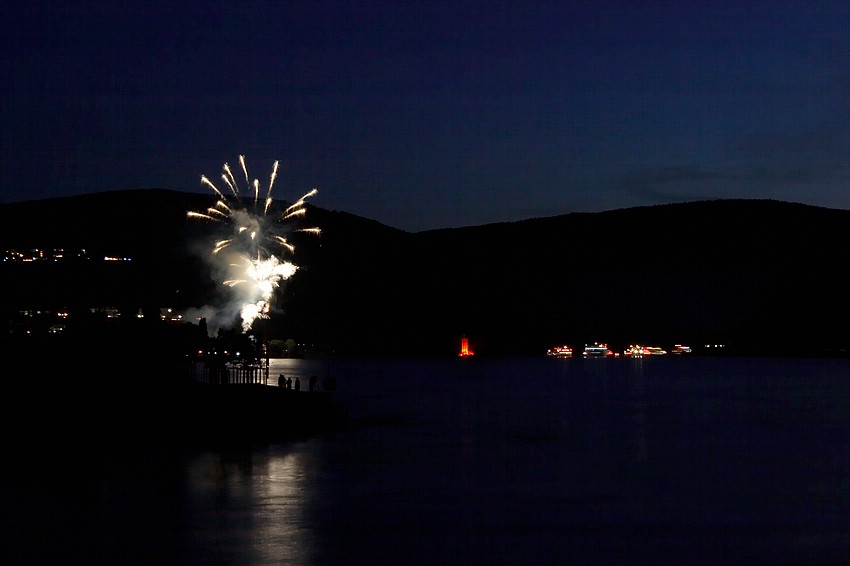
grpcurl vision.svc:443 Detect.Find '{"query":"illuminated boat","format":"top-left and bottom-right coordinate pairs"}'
top-left (670, 344), bottom-right (692, 354)
top-left (583, 343), bottom-right (613, 357)
top-left (546, 345), bottom-right (573, 358)
top-left (624, 345), bottom-right (646, 357)
top-left (625, 345), bottom-right (667, 356)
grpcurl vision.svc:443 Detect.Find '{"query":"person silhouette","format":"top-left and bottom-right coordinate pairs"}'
top-left (309, 375), bottom-right (317, 392)
top-left (294, 376), bottom-right (300, 391)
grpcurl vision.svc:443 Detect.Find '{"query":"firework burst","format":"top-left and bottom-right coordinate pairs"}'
top-left (188, 156), bottom-right (319, 332)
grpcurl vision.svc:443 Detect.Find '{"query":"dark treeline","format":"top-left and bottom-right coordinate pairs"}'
top-left (2, 190), bottom-right (849, 358)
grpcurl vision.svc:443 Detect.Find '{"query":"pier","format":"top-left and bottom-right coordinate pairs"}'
top-left (192, 360), bottom-right (270, 385)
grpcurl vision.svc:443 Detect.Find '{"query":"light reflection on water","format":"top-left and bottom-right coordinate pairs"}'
top-left (268, 358), bottom-right (334, 389)
top-left (182, 446), bottom-right (319, 565)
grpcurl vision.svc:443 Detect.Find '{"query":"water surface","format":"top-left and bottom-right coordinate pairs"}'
top-left (3, 356), bottom-right (849, 564)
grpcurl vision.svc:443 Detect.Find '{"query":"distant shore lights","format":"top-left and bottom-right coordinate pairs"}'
top-left (459, 335), bottom-right (474, 357)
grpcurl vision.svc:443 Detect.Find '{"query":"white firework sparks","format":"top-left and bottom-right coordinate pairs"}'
top-left (188, 156), bottom-right (320, 332)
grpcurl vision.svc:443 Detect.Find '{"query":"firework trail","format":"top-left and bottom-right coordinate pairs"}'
top-left (188, 156), bottom-right (320, 333)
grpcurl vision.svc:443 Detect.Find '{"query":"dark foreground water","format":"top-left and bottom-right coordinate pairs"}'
top-left (3, 355), bottom-right (850, 565)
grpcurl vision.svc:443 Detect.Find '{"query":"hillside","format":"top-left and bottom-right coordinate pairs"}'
top-left (2, 191), bottom-right (849, 357)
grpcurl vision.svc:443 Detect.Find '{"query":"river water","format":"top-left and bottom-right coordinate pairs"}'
top-left (3, 355), bottom-right (849, 564)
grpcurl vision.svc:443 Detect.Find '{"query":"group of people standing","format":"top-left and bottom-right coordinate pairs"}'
top-left (278, 374), bottom-right (319, 392)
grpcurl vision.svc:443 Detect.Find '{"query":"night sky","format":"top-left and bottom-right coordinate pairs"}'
top-left (3, 1), bottom-right (848, 232)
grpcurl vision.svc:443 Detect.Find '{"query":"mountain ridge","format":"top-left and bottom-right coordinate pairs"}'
top-left (2, 191), bottom-right (848, 357)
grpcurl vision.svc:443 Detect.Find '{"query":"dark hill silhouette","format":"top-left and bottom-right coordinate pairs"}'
top-left (2, 191), bottom-right (849, 357)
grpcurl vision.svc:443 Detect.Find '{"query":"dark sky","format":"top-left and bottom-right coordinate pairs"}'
top-left (3, 1), bottom-right (848, 231)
